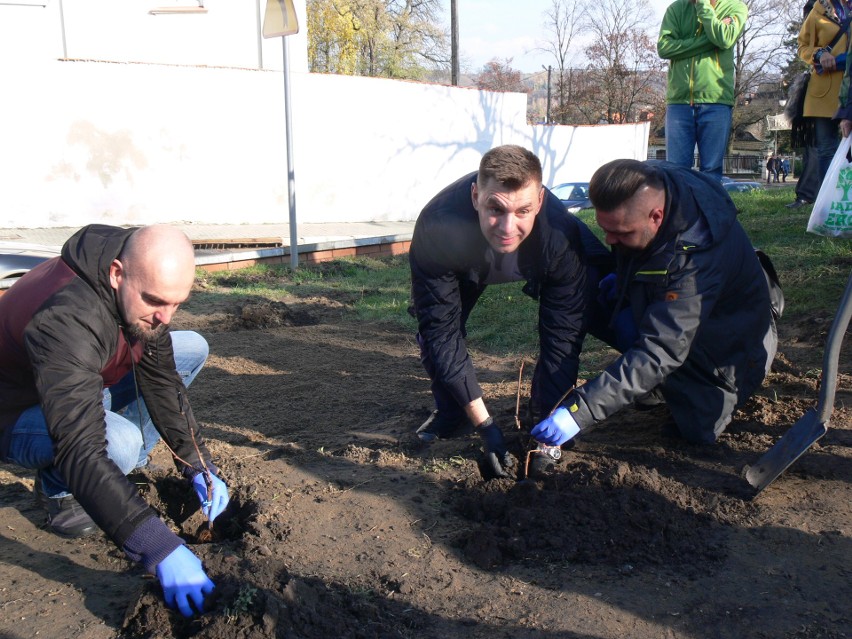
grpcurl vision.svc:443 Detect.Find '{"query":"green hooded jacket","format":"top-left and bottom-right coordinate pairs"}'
top-left (657, 0), bottom-right (748, 106)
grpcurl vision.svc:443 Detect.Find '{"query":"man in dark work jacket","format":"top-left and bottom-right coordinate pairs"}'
top-left (409, 145), bottom-right (612, 479)
top-left (532, 159), bottom-right (781, 449)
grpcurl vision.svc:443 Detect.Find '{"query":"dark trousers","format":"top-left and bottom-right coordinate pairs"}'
top-left (796, 146), bottom-right (821, 203)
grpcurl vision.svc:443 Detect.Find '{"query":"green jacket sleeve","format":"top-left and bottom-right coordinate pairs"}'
top-left (658, 0), bottom-right (746, 60)
top-left (657, 2), bottom-right (715, 60)
top-left (696, 0), bottom-right (747, 50)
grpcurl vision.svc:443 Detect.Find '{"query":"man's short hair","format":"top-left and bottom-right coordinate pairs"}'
top-left (589, 159), bottom-right (665, 211)
top-left (478, 145), bottom-right (543, 190)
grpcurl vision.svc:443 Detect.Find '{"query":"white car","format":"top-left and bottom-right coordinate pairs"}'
top-left (550, 182), bottom-right (592, 214)
top-left (0, 242), bottom-right (60, 291)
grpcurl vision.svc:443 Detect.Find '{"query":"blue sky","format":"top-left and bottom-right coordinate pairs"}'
top-left (449, 0), bottom-right (674, 73)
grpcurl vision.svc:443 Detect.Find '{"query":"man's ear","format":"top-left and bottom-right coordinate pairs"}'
top-left (471, 182), bottom-right (479, 210)
top-left (109, 259), bottom-right (123, 291)
top-left (649, 207), bottom-right (665, 231)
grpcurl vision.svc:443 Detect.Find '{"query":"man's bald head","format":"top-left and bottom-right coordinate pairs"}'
top-left (110, 225), bottom-right (196, 341)
top-left (121, 225), bottom-right (195, 279)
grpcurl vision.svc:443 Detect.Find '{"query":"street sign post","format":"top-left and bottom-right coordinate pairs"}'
top-left (263, 0), bottom-right (300, 268)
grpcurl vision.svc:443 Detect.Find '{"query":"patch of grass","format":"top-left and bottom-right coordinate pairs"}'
top-left (421, 456), bottom-right (467, 473)
top-left (194, 255), bottom-right (416, 327)
top-left (464, 281), bottom-right (538, 354)
top-left (733, 189), bottom-right (851, 312)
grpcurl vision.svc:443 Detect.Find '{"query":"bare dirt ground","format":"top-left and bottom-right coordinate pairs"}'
top-left (1, 282), bottom-right (850, 639)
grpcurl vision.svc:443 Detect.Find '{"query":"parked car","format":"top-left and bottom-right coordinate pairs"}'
top-left (550, 182), bottom-right (592, 213)
top-left (723, 180), bottom-right (764, 193)
top-left (0, 242), bottom-right (59, 292)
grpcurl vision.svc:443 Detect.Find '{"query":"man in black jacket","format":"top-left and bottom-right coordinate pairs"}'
top-left (409, 145), bottom-right (611, 478)
top-left (532, 159), bottom-right (780, 449)
top-left (0, 224), bottom-right (228, 617)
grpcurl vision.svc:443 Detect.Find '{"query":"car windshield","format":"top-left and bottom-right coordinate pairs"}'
top-left (552, 183), bottom-right (588, 200)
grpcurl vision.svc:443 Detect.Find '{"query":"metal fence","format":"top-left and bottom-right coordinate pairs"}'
top-left (648, 152), bottom-right (766, 177)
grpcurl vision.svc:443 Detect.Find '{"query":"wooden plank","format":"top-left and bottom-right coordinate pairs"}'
top-left (191, 237), bottom-right (284, 249)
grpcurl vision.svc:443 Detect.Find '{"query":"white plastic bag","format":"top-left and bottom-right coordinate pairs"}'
top-left (809, 135), bottom-right (852, 238)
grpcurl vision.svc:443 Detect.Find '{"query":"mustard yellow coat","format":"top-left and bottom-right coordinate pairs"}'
top-left (799, 1), bottom-right (849, 118)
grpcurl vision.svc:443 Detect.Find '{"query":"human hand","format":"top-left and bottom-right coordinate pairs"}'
top-left (531, 407), bottom-right (581, 447)
top-left (820, 52), bottom-right (836, 72)
top-left (477, 417), bottom-right (516, 480)
top-left (156, 545), bottom-right (215, 617)
top-left (597, 273), bottom-right (618, 306)
top-left (192, 472), bottom-right (230, 522)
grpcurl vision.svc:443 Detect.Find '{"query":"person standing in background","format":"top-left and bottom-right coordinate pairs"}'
top-left (795, 0), bottom-right (851, 195)
top-left (658, 0), bottom-right (748, 180)
top-left (788, 0), bottom-right (822, 208)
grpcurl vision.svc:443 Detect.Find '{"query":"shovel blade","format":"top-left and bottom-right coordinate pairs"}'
top-left (745, 408), bottom-right (828, 495)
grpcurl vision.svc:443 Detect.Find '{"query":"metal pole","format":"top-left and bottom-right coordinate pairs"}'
top-left (542, 65), bottom-right (551, 124)
top-left (450, 0), bottom-right (459, 86)
top-left (58, 0), bottom-right (67, 58)
top-left (282, 36), bottom-right (299, 269)
top-left (256, 0), bottom-right (264, 69)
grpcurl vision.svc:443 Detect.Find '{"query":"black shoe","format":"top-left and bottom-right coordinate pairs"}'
top-left (35, 475), bottom-right (97, 538)
top-left (785, 199), bottom-right (811, 209)
top-left (415, 410), bottom-right (474, 443)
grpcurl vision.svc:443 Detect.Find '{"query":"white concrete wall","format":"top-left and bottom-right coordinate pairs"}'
top-left (0, 1), bottom-right (649, 229)
top-left (0, 0), bottom-right (309, 72)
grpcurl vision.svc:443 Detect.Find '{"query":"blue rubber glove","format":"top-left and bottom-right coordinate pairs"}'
top-left (156, 545), bottom-right (215, 617)
top-left (531, 407), bottom-right (581, 447)
top-left (597, 273), bottom-right (617, 306)
top-left (192, 472), bottom-right (230, 522)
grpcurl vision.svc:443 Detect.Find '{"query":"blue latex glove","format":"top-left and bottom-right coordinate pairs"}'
top-left (156, 545), bottom-right (215, 617)
top-left (531, 406), bottom-right (581, 447)
top-left (192, 472), bottom-right (230, 522)
top-left (597, 272), bottom-right (618, 306)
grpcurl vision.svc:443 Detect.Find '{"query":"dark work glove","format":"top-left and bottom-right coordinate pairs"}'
top-left (597, 272), bottom-right (618, 306)
top-left (477, 417), bottom-right (516, 480)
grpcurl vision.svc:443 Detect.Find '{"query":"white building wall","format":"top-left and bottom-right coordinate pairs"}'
top-left (0, 1), bottom-right (649, 229)
top-left (0, 0), bottom-right (309, 72)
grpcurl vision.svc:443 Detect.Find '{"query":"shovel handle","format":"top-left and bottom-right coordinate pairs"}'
top-left (817, 271), bottom-right (852, 423)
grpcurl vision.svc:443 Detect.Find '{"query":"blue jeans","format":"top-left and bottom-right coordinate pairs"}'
top-left (665, 104), bottom-right (733, 180)
top-left (4, 331), bottom-right (208, 498)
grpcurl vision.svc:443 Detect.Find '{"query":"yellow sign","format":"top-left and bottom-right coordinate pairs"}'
top-left (263, 0), bottom-right (299, 38)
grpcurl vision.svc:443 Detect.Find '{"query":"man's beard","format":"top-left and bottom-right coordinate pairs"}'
top-left (126, 322), bottom-right (167, 344)
top-left (615, 228), bottom-right (657, 258)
